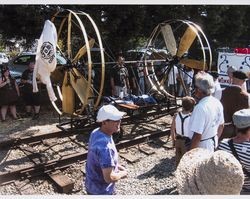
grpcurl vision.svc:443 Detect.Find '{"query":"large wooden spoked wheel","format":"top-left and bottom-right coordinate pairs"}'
top-left (51, 9), bottom-right (105, 114)
top-left (144, 19), bottom-right (212, 99)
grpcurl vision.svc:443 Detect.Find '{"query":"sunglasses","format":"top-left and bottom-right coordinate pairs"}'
top-left (106, 119), bottom-right (121, 122)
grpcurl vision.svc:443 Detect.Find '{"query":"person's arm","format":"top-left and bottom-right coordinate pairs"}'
top-left (170, 114), bottom-right (177, 147)
top-left (125, 77), bottom-right (130, 91)
top-left (102, 167), bottom-right (127, 183)
top-left (217, 123), bottom-right (224, 140)
top-left (0, 79), bottom-right (7, 88)
top-left (118, 164), bottom-right (127, 171)
top-left (15, 81), bottom-right (20, 96)
top-left (190, 132), bottom-right (202, 150)
top-left (132, 77), bottom-right (136, 90)
top-left (124, 68), bottom-right (130, 92)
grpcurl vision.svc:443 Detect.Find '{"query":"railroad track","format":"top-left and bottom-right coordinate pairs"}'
top-left (0, 106), bottom-right (177, 193)
top-left (0, 127), bottom-right (171, 186)
top-left (0, 106), bottom-right (178, 150)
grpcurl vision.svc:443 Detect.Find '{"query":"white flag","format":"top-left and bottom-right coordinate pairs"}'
top-left (33, 20), bottom-right (57, 102)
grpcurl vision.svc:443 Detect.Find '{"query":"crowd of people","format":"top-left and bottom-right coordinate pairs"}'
top-left (171, 69), bottom-right (250, 194)
top-left (85, 57), bottom-right (250, 195)
top-left (0, 61), bottom-right (41, 121)
top-left (1, 54), bottom-right (250, 195)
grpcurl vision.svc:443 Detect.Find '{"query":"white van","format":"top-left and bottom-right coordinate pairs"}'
top-left (0, 52), bottom-right (9, 64)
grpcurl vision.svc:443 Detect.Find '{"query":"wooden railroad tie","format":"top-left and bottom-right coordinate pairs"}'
top-left (49, 171), bottom-right (74, 193)
top-left (138, 144), bottom-right (155, 155)
top-left (119, 152), bottom-right (140, 163)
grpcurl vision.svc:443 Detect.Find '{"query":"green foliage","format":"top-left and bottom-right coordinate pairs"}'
top-left (1, 5), bottom-right (250, 59)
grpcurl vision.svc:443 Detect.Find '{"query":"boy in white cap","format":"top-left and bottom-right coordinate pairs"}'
top-left (85, 104), bottom-right (128, 195)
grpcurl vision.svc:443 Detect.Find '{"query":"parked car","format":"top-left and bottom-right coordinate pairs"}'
top-left (0, 52), bottom-right (9, 64)
top-left (8, 52), bottom-right (67, 83)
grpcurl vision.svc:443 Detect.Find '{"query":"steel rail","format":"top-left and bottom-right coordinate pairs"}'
top-left (0, 128), bottom-right (171, 186)
top-left (0, 106), bottom-right (178, 150)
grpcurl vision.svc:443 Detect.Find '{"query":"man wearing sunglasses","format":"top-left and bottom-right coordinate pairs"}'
top-left (85, 104), bottom-right (128, 195)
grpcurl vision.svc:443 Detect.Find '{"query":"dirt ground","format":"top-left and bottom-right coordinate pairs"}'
top-left (0, 103), bottom-right (64, 141)
top-left (0, 99), bottom-right (176, 141)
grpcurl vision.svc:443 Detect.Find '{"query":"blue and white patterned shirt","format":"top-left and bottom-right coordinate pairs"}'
top-left (85, 128), bottom-right (118, 194)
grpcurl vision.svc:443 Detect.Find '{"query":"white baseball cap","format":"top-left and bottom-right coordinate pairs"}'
top-left (96, 104), bottom-right (126, 122)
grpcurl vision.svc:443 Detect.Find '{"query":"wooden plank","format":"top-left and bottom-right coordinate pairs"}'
top-left (118, 103), bottom-right (139, 110)
top-left (139, 144), bottom-right (155, 155)
top-left (49, 172), bottom-right (74, 193)
top-left (163, 138), bottom-right (174, 149)
top-left (120, 153), bottom-right (140, 163)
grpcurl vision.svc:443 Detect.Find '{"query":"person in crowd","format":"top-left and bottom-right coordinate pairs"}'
top-left (220, 70), bottom-right (249, 139)
top-left (136, 61), bottom-right (146, 95)
top-left (167, 65), bottom-right (179, 96)
top-left (85, 104), bottom-right (128, 195)
top-left (170, 96), bottom-right (196, 166)
top-left (189, 72), bottom-right (224, 152)
top-left (227, 66), bottom-right (237, 85)
top-left (176, 64), bottom-right (184, 97)
top-left (227, 66), bottom-right (247, 91)
top-left (110, 56), bottom-right (130, 98)
top-left (127, 63), bottom-right (137, 95)
top-left (218, 109), bottom-right (250, 194)
top-left (182, 66), bottom-right (194, 96)
top-left (0, 65), bottom-right (20, 121)
top-left (246, 72), bottom-right (250, 93)
top-left (209, 71), bottom-right (222, 100)
top-left (21, 61), bottom-right (40, 120)
top-left (176, 148), bottom-right (244, 195)
top-left (145, 61), bottom-right (154, 93)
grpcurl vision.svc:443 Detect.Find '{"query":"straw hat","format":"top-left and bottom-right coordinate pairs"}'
top-left (176, 148), bottom-right (244, 195)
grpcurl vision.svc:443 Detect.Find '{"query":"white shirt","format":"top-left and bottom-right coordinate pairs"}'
top-left (168, 65), bottom-right (178, 85)
top-left (183, 70), bottom-right (194, 85)
top-left (189, 96), bottom-right (224, 151)
top-left (212, 79), bottom-right (222, 100)
top-left (175, 112), bottom-right (191, 137)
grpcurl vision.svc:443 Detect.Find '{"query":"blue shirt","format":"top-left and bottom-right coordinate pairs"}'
top-left (85, 128), bottom-right (118, 194)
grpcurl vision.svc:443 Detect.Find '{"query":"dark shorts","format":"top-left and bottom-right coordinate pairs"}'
top-left (23, 92), bottom-right (41, 106)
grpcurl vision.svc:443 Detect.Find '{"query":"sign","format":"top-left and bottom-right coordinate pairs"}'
top-left (234, 48), bottom-right (250, 54)
top-left (217, 52), bottom-right (250, 86)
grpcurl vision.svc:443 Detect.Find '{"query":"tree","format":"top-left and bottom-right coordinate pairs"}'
top-left (1, 5), bottom-right (250, 58)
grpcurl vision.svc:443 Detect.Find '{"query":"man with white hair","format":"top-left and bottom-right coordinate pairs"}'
top-left (189, 72), bottom-right (224, 152)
